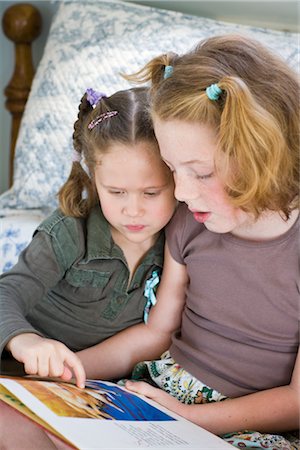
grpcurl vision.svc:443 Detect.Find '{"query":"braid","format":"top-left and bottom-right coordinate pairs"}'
top-left (73, 94), bottom-right (92, 153)
top-left (58, 94), bottom-right (98, 217)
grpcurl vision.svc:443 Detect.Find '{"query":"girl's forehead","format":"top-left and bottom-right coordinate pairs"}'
top-left (154, 117), bottom-right (217, 141)
top-left (154, 119), bottom-right (217, 164)
top-left (94, 140), bottom-right (159, 164)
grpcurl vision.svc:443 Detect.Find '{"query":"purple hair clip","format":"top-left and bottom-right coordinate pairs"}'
top-left (88, 110), bottom-right (118, 130)
top-left (86, 88), bottom-right (106, 109)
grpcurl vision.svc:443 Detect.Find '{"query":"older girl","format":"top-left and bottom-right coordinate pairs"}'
top-left (79, 35), bottom-right (299, 449)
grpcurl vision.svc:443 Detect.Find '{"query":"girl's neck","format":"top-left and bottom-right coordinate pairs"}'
top-left (231, 209), bottom-right (299, 241)
top-left (110, 228), bottom-right (158, 280)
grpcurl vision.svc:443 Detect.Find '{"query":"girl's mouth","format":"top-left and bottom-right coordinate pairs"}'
top-left (125, 225), bottom-right (145, 231)
top-left (193, 212), bottom-right (211, 223)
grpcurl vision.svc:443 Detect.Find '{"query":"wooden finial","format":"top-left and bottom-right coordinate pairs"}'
top-left (2, 3), bottom-right (42, 185)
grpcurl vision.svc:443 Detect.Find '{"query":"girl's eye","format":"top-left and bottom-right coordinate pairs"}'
top-left (109, 190), bottom-right (124, 195)
top-left (196, 172), bottom-right (214, 180)
top-left (145, 191), bottom-right (159, 197)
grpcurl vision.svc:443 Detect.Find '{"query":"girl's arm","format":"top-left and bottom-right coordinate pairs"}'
top-left (77, 243), bottom-right (188, 380)
top-left (126, 347), bottom-right (300, 435)
top-left (0, 230), bottom-right (85, 387)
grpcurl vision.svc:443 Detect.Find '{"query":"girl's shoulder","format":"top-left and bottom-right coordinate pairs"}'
top-left (165, 202), bottom-right (206, 263)
top-left (34, 209), bottom-right (87, 271)
top-left (36, 208), bottom-right (85, 236)
top-left (166, 202), bottom-right (205, 238)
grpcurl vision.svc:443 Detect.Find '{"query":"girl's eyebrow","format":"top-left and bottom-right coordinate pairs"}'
top-left (163, 158), bottom-right (211, 168)
top-left (181, 159), bottom-right (212, 167)
top-left (182, 159), bottom-right (211, 166)
top-left (102, 183), bottom-right (169, 189)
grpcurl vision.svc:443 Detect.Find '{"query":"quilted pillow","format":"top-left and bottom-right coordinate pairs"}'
top-left (0, 0), bottom-right (298, 211)
top-left (0, 211), bottom-right (46, 273)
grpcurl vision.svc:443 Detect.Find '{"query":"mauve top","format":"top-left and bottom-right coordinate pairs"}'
top-left (166, 202), bottom-right (299, 397)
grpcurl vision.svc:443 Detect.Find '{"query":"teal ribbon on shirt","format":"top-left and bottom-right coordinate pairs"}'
top-left (143, 269), bottom-right (160, 323)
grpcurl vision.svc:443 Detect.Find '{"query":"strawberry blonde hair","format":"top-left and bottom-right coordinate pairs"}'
top-left (125, 35), bottom-right (299, 219)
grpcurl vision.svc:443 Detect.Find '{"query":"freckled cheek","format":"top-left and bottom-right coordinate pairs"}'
top-left (214, 194), bottom-right (238, 219)
top-left (206, 184), bottom-right (231, 209)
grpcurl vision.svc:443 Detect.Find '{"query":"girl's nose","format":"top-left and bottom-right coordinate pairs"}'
top-left (123, 196), bottom-right (144, 217)
top-left (174, 173), bottom-right (200, 202)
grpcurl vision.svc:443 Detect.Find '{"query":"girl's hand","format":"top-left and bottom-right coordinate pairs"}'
top-left (125, 380), bottom-right (186, 416)
top-left (7, 333), bottom-right (86, 388)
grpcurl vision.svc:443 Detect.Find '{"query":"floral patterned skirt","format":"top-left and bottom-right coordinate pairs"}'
top-left (130, 351), bottom-right (299, 450)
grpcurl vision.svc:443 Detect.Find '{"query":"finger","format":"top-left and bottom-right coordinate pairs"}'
top-left (63, 353), bottom-right (86, 389)
top-left (125, 380), bottom-right (179, 410)
top-left (61, 366), bottom-right (73, 382)
top-left (48, 349), bottom-right (76, 382)
top-left (37, 353), bottom-right (51, 378)
top-left (49, 356), bottom-right (66, 379)
top-left (23, 356), bottom-right (38, 375)
top-left (125, 380), bottom-right (156, 396)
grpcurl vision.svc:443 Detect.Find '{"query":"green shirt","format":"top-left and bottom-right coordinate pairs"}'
top-left (0, 205), bottom-right (164, 353)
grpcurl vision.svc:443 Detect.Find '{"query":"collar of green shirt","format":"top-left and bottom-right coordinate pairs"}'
top-left (83, 204), bottom-right (164, 269)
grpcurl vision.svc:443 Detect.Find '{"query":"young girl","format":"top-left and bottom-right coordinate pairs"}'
top-left (78, 35), bottom-right (299, 449)
top-left (0, 86), bottom-right (176, 387)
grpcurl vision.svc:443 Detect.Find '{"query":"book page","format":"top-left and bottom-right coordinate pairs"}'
top-left (0, 377), bottom-right (232, 449)
top-left (0, 383), bottom-right (74, 447)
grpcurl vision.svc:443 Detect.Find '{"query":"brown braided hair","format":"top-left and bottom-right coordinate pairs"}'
top-left (58, 87), bottom-right (158, 217)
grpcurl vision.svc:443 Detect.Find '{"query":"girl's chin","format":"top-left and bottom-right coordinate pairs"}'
top-left (202, 218), bottom-right (235, 234)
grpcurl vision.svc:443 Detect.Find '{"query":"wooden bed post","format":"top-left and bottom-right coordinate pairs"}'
top-left (2, 3), bottom-right (42, 186)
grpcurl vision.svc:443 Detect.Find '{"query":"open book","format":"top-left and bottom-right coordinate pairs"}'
top-left (0, 376), bottom-right (232, 449)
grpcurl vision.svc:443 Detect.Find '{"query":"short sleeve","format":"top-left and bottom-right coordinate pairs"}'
top-left (165, 202), bottom-right (206, 265)
top-left (165, 202), bottom-right (189, 264)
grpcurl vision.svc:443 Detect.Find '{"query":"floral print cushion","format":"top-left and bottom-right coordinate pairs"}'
top-left (0, 212), bottom-right (46, 274)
